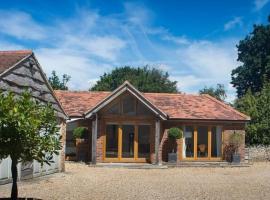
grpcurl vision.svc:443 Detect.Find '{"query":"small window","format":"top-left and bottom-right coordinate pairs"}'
top-left (107, 102), bottom-right (120, 114)
top-left (137, 101), bottom-right (152, 116)
top-left (122, 95), bottom-right (136, 115)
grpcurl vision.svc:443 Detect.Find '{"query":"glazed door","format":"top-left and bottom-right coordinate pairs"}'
top-left (105, 124), bottom-right (119, 159)
top-left (121, 125), bottom-right (135, 159)
top-left (104, 123), bottom-right (151, 162)
top-left (182, 126), bottom-right (223, 160)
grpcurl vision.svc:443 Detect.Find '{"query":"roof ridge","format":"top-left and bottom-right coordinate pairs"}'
top-left (202, 94), bottom-right (250, 120)
top-left (54, 90), bottom-right (201, 96)
top-left (0, 50), bottom-right (32, 54)
top-left (54, 90), bottom-right (111, 93)
top-left (144, 92), bottom-right (200, 96)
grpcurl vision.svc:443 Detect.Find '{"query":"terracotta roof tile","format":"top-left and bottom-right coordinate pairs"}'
top-left (143, 93), bottom-right (249, 120)
top-left (55, 90), bottom-right (249, 121)
top-left (0, 50), bottom-right (32, 74)
top-left (54, 91), bottom-right (110, 117)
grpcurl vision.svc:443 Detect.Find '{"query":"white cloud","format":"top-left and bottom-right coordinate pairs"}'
top-left (170, 74), bottom-right (210, 93)
top-left (0, 41), bottom-right (24, 50)
top-left (254, 0), bottom-right (270, 11)
top-left (0, 4), bottom-right (240, 102)
top-left (177, 39), bottom-right (238, 79)
top-left (162, 35), bottom-right (190, 45)
top-left (123, 2), bottom-right (153, 26)
top-left (224, 17), bottom-right (243, 31)
top-left (36, 48), bottom-right (112, 90)
top-left (0, 10), bottom-right (46, 40)
top-left (62, 35), bottom-right (126, 61)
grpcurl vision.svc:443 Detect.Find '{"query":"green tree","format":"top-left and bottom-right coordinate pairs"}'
top-left (199, 84), bottom-right (227, 101)
top-left (90, 66), bottom-right (178, 93)
top-left (0, 91), bottom-right (61, 199)
top-left (48, 70), bottom-right (71, 90)
top-left (231, 16), bottom-right (270, 98)
top-left (235, 83), bottom-right (270, 145)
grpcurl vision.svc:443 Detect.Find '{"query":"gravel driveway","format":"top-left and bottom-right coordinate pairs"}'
top-left (1, 162), bottom-right (270, 200)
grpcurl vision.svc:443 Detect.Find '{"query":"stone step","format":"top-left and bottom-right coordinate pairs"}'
top-left (166, 161), bottom-right (250, 168)
top-left (92, 163), bottom-right (168, 169)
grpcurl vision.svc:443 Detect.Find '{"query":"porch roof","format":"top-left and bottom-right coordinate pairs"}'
top-left (55, 88), bottom-right (250, 121)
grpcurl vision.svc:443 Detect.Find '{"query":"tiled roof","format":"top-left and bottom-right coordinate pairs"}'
top-left (54, 91), bottom-right (110, 117)
top-left (0, 50), bottom-right (32, 74)
top-left (55, 90), bottom-right (250, 121)
top-left (143, 93), bottom-right (249, 121)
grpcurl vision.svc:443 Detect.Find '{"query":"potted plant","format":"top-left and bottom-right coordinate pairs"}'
top-left (73, 127), bottom-right (88, 161)
top-left (168, 127), bottom-right (183, 163)
top-left (229, 131), bottom-right (244, 164)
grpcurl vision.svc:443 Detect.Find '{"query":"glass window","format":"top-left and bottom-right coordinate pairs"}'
top-left (107, 102), bottom-right (120, 114)
top-left (106, 125), bottom-right (118, 158)
top-left (122, 95), bottom-right (136, 115)
top-left (211, 126), bottom-right (222, 157)
top-left (197, 126), bottom-right (208, 158)
top-left (138, 125), bottom-right (150, 158)
top-left (184, 126), bottom-right (194, 158)
top-left (137, 102), bottom-right (152, 116)
top-left (122, 125), bottom-right (135, 158)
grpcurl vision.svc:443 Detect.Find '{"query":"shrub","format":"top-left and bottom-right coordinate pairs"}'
top-left (73, 127), bottom-right (88, 139)
top-left (168, 127), bottom-right (183, 140)
top-left (229, 131), bottom-right (244, 154)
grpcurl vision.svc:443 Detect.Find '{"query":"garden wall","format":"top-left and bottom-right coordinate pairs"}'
top-left (247, 146), bottom-right (270, 161)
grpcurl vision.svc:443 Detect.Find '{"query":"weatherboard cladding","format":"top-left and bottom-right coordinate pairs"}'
top-left (55, 90), bottom-right (249, 121)
top-left (0, 50), bottom-right (66, 119)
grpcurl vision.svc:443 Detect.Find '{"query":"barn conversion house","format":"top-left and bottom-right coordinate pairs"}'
top-left (0, 50), bottom-right (67, 184)
top-left (55, 81), bottom-right (250, 164)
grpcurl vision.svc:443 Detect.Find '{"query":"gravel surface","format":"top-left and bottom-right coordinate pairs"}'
top-left (1, 162), bottom-right (270, 200)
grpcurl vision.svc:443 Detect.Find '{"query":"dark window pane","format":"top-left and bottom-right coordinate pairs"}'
top-left (123, 95), bottom-right (136, 115)
top-left (107, 102), bottom-right (120, 114)
top-left (122, 125), bottom-right (134, 158)
top-left (211, 126), bottom-right (222, 157)
top-left (138, 125), bottom-right (150, 158)
top-left (137, 102), bottom-right (152, 116)
top-left (197, 126), bottom-right (208, 158)
top-left (184, 126), bottom-right (194, 158)
top-left (106, 125), bottom-right (118, 158)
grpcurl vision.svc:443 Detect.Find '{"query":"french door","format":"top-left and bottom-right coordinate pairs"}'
top-left (104, 123), bottom-right (151, 162)
top-left (183, 126), bottom-right (223, 160)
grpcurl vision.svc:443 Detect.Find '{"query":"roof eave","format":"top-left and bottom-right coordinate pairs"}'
top-left (167, 118), bottom-right (250, 123)
top-left (31, 54), bottom-right (69, 120)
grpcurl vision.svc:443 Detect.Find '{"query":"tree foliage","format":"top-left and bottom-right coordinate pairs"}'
top-left (231, 16), bottom-right (270, 98)
top-left (235, 83), bottom-right (270, 145)
top-left (0, 91), bottom-right (61, 199)
top-left (90, 66), bottom-right (178, 93)
top-left (48, 70), bottom-right (71, 90)
top-left (199, 84), bottom-right (227, 101)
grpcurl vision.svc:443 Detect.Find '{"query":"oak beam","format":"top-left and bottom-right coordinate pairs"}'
top-left (155, 120), bottom-right (161, 165)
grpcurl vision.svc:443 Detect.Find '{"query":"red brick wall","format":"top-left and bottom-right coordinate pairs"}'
top-left (96, 119), bottom-right (104, 162)
top-left (159, 128), bottom-right (180, 162)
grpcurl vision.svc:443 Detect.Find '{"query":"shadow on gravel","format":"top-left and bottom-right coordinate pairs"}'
top-left (0, 198), bottom-right (42, 200)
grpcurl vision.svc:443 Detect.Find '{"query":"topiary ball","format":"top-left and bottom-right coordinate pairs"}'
top-left (73, 127), bottom-right (88, 139)
top-left (168, 127), bottom-right (183, 140)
